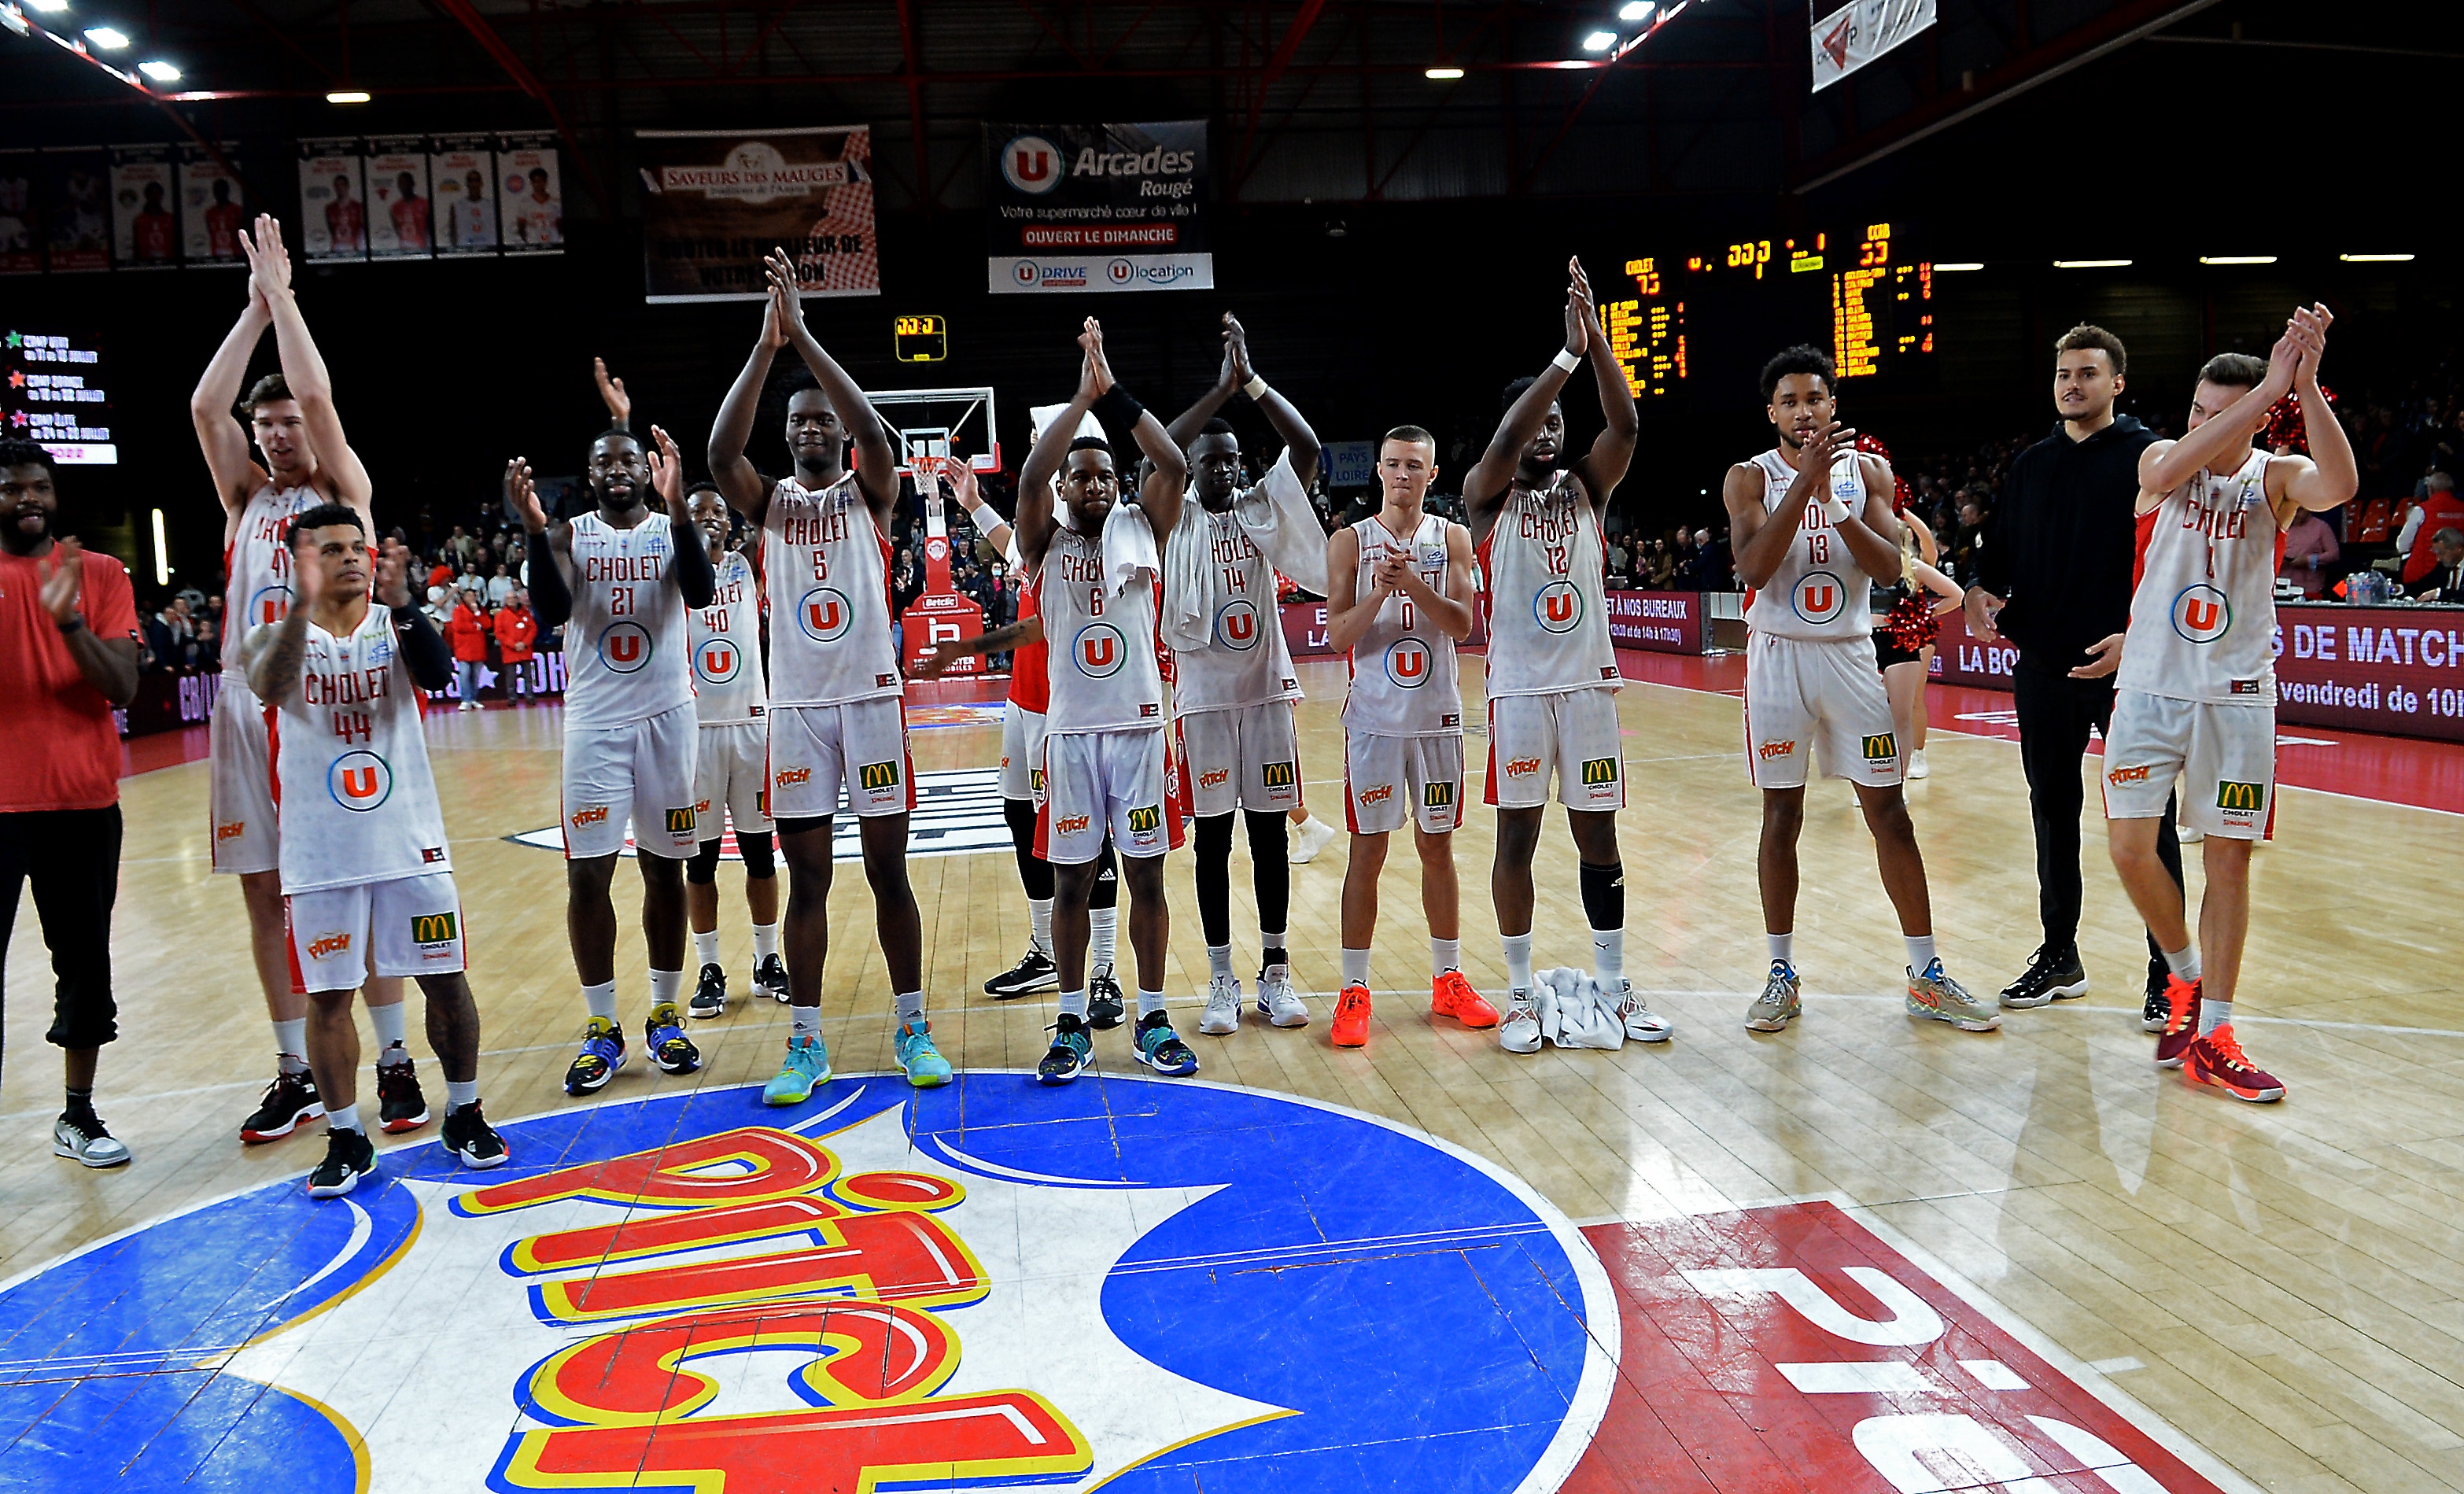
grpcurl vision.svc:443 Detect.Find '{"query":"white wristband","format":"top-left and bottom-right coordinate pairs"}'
top-left (1820, 492), bottom-right (1854, 526)
top-left (1551, 348), bottom-right (1582, 374)
top-left (1243, 373), bottom-right (1270, 401)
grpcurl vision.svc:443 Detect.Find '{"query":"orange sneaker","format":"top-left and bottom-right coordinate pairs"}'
top-left (2152, 975), bottom-right (2201, 1068)
top-left (1431, 971), bottom-right (1499, 1029)
top-left (2182, 1024), bottom-right (2284, 1103)
top-left (1330, 983), bottom-right (1372, 1048)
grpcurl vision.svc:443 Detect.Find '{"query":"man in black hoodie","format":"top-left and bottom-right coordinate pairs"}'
top-left (1964, 324), bottom-right (2184, 1025)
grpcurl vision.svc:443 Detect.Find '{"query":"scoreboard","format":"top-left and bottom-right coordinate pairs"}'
top-left (4, 328), bottom-right (114, 464)
top-left (1603, 223), bottom-right (1935, 403)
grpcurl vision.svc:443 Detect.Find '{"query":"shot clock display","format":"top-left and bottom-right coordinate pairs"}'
top-left (1602, 223), bottom-right (1934, 403)
top-left (894, 315), bottom-right (947, 363)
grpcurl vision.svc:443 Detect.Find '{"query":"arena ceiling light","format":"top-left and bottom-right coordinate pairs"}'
top-left (2340, 253), bottom-right (2414, 262)
top-left (1933, 262), bottom-right (1985, 271)
top-left (326, 89), bottom-right (371, 103)
top-left (1581, 29), bottom-right (1619, 51)
top-left (2053, 259), bottom-right (2131, 269)
top-left (27, 0), bottom-right (72, 12)
top-left (1620, 1), bottom-right (1658, 19)
top-left (2199, 255), bottom-right (2276, 265)
top-left (1425, 66), bottom-right (1465, 79)
top-left (82, 24), bottom-right (129, 48)
top-left (137, 59), bottom-right (179, 82)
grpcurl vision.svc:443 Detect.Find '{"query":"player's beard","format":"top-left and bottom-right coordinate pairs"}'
top-left (4, 504), bottom-right (52, 555)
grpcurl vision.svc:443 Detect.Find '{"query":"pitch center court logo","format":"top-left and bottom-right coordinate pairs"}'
top-left (328, 748), bottom-right (393, 810)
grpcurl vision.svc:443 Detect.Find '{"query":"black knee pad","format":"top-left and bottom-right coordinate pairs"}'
top-left (737, 830), bottom-right (776, 879)
top-left (775, 814), bottom-right (832, 839)
top-left (686, 839), bottom-right (723, 885)
top-left (1578, 858), bottom-right (1625, 932)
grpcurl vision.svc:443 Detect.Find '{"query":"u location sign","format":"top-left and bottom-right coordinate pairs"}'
top-left (986, 120), bottom-right (1213, 294)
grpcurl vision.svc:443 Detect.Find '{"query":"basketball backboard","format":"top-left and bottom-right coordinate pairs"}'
top-left (866, 385), bottom-right (1001, 476)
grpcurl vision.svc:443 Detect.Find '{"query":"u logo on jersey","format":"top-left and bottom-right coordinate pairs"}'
top-left (599, 622), bottom-right (654, 673)
top-left (328, 750), bottom-right (393, 812)
top-left (696, 640), bottom-right (740, 684)
top-left (2171, 584), bottom-right (2231, 644)
top-left (1385, 637), bottom-right (1432, 688)
top-left (1075, 623), bottom-right (1127, 678)
top-left (1534, 580), bottom-right (1584, 634)
top-left (1792, 571), bottom-right (1846, 625)
top-left (1214, 599), bottom-right (1261, 651)
top-left (247, 583), bottom-right (293, 629)
top-left (798, 588), bottom-right (854, 644)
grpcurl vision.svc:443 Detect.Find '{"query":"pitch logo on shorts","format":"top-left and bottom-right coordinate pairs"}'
top-left (2171, 584), bottom-right (2231, 644)
top-left (1199, 768), bottom-right (1230, 790)
top-left (1073, 623), bottom-right (1127, 678)
top-left (1793, 571), bottom-right (1847, 625)
top-left (2217, 780), bottom-right (2266, 813)
top-left (1385, 637), bottom-right (1433, 688)
top-left (216, 819), bottom-right (247, 842)
top-left (598, 621), bottom-right (654, 673)
top-left (1758, 740), bottom-right (1796, 760)
top-left (328, 750), bottom-right (393, 811)
top-left (775, 767), bottom-right (813, 787)
top-left (1214, 599), bottom-right (1261, 651)
top-left (1534, 581), bottom-right (1584, 634)
top-left (1505, 756), bottom-right (1541, 777)
top-left (1053, 813), bottom-right (1091, 835)
top-left (858, 761), bottom-right (902, 791)
top-left (570, 805), bottom-right (610, 828)
top-left (2108, 764), bottom-right (2152, 786)
top-left (798, 588), bottom-right (854, 644)
top-left (1356, 784), bottom-right (1393, 806)
top-left (1581, 757), bottom-right (1618, 786)
top-left (1861, 732), bottom-right (1898, 762)
top-left (305, 931), bottom-right (352, 960)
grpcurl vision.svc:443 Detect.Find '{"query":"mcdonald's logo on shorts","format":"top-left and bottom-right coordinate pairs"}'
top-left (858, 761), bottom-right (902, 791)
top-left (665, 806), bottom-right (698, 836)
top-left (1030, 768), bottom-right (1046, 793)
top-left (1127, 805), bottom-right (1161, 833)
top-left (1861, 733), bottom-right (1898, 762)
top-left (1425, 780), bottom-right (1455, 809)
top-left (410, 912), bottom-right (459, 946)
top-left (1261, 760), bottom-right (1297, 788)
top-left (1581, 757), bottom-right (1618, 786)
top-left (2215, 780), bottom-right (2266, 813)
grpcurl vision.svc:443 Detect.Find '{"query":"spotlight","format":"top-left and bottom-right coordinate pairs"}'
top-left (1425, 66), bottom-right (1466, 79)
top-left (1619, 1), bottom-right (1658, 20)
top-left (28, 0), bottom-right (72, 12)
top-left (138, 60), bottom-right (181, 82)
top-left (326, 89), bottom-right (371, 104)
top-left (2340, 253), bottom-right (2414, 263)
top-left (83, 25), bottom-right (131, 49)
top-left (1581, 29), bottom-right (1618, 51)
top-left (1931, 262), bottom-right (1984, 271)
top-left (2053, 259), bottom-right (2131, 269)
top-left (2199, 256), bottom-right (2276, 265)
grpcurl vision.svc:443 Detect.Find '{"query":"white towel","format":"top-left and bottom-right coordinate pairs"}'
top-left (1163, 449), bottom-right (1328, 650)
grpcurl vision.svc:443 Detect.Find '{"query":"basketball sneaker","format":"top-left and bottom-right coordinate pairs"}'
top-left (647, 1003), bottom-right (702, 1075)
top-left (1499, 989), bottom-right (1542, 1053)
top-left (441, 1102), bottom-right (510, 1169)
top-left (689, 962), bottom-right (727, 1020)
top-left (53, 1107), bottom-right (131, 1168)
top-left (241, 1065), bottom-right (323, 1144)
top-left (1999, 944), bottom-right (2089, 1009)
top-left (1908, 748), bottom-right (1930, 780)
top-left (1256, 965), bottom-right (1308, 1028)
top-left (306, 1127), bottom-right (375, 1198)
top-left (1745, 961), bottom-right (1802, 1031)
top-left (1288, 814), bottom-right (1339, 865)
top-left (1200, 974), bottom-right (1242, 1035)
top-left (764, 1033), bottom-right (832, 1105)
top-left (375, 1054), bottom-right (430, 1134)
top-left (1087, 967), bottom-right (1127, 1030)
top-left (2182, 1024), bottom-right (2285, 1103)
top-left (1038, 1014), bottom-right (1093, 1085)
top-left (754, 954), bottom-right (791, 1003)
top-left (1134, 1012), bottom-right (1200, 1077)
top-left (894, 1020), bottom-right (954, 1087)
top-left (984, 946), bottom-right (1059, 998)
top-left (1906, 960), bottom-right (2000, 1032)
top-left (2153, 976), bottom-right (2201, 1068)
top-left (1610, 979), bottom-right (1673, 1042)
top-left (1431, 971), bottom-right (1499, 1028)
top-left (564, 1017), bottom-right (626, 1096)
top-left (1330, 983), bottom-right (1371, 1047)
top-left (2141, 962), bottom-right (2169, 1033)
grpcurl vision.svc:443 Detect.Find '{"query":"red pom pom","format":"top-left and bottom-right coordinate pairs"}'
top-left (2263, 382), bottom-right (2335, 455)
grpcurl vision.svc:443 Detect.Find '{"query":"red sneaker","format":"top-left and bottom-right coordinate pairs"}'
top-left (1432, 971), bottom-right (1499, 1029)
top-left (2153, 975), bottom-right (2201, 1068)
top-left (2183, 1024), bottom-right (2285, 1103)
top-left (1330, 983), bottom-right (1372, 1049)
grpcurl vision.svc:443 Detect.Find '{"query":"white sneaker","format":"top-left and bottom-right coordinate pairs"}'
top-left (53, 1111), bottom-right (132, 1168)
top-left (1256, 965), bottom-right (1308, 1027)
top-left (1288, 815), bottom-right (1339, 865)
top-left (1908, 748), bottom-right (1929, 780)
top-left (1499, 990), bottom-right (1542, 1053)
top-left (1199, 975), bottom-right (1242, 1035)
top-left (1607, 978), bottom-right (1673, 1042)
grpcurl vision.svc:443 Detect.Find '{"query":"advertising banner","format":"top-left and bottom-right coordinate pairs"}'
top-left (495, 133), bottom-right (563, 254)
top-left (109, 144), bottom-right (177, 269)
top-left (1322, 441), bottom-right (1374, 488)
top-left (637, 125), bottom-right (880, 302)
top-left (429, 136), bottom-right (497, 256)
top-left (42, 147), bottom-right (110, 273)
top-left (0, 150), bottom-right (37, 275)
top-left (985, 120), bottom-right (1211, 294)
top-left (1809, 0), bottom-right (1938, 92)
top-left (298, 138), bottom-right (367, 262)
top-left (177, 142), bottom-right (247, 267)
top-left (365, 137), bottom-right (433, 259)
top-left (1606, 590), bottom-right (1706, 654)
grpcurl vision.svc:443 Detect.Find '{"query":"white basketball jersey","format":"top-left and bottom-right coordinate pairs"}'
top-left (271, 607), bottom-right (450, 895)
top-left (2118, 448), bottom-right (2283, 706)
top-left (563, 511), bottom-right (693, 729)
top-left (1743, 450), bottom-right (1872, 641)
top-left (689, 548), bottom-right (766, 725)
top-left (1477, 474), bottom-right (1619, 697)
top-left (1345, 513), bottom-right (1463, 739)
top-left (764, 474), bottom-right (902, 708)
top-left (1175, 504), bottom-right (1301, 714)
top-left (223, 482), bottom-right (321, 682)
top-left (1039, 522), bottom-right (1167, 735)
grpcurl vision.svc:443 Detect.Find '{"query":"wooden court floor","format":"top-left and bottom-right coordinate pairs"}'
top-left (6, 653), bottom-right (2462, 1494)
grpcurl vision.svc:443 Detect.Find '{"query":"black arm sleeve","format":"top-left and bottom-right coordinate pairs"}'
top-left (393, 605), bottom-right (455, 692)
top-left (670, 515), bottom-right (716, 609)
top-left (528, 533), bottom-right (573, 627)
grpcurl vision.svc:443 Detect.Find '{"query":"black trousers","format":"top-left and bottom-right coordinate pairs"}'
top-left (2011, 666), bottom-right (2182, 971)
top-left (0, 806), bottom-right (124, 1090)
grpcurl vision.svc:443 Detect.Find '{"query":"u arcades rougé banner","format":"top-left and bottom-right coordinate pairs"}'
top-left (985, 121), bottom-right (1212, 295)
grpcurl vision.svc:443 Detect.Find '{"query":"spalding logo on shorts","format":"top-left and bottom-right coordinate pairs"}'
top-left (1791, 570), bottom-right (1846, 625)
top-left (328, 749), bottom-right (393, 811)
top-left (1534, 580), bottom-right (1584, 633)
top-left (2170, 584), bottom-right (2230, 644)
top-left (597, 621), bottom-right (654, 673)
top-left (1385, 636), bottom-right (1433, 688)
top-left (798, 587), bottom-right (854, 644)
top-left (1074, 622), bottom-right (1127, 678)
top-left (1214, 599), bottom-right (1261, 651)
top-left (695, 640), bottom-right (740, 684)
top-left (0, 1079), bottom-right (1613, 1493)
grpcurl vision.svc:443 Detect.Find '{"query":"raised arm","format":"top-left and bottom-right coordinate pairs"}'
top-left (1226, 314), bottom-right (1321, 488)
top-left (593, 357), bottom-right (632, 433)
top-left (766, 248), bottom-right (900, 520)
top-left (243, 216), bottom-right (371, 512)
top-left (1163, 324), bottom-right (1239, 449)
top-left (942, 458), bottom-right (1013, 557)
top-left (190, 290), bottom-right (271, 512)
top-left (503, 457), bottom-right (574, 628)
top-left (1565, 262), bottom-right (1638, 513)
top-left (374, 537), bottom-right (454, 691)
top-left (36, 542), bottom-right (138, 705)
top-left (2279, 305), bottom-right (2358, 515)
top-left (1464, 265), bottom-right (1594, 534)
top-left (1079, 319), bottom-right (1186, 537)
top-left (245, 533), bottom-right (319, 703)
top-left (709, 290), bottom-right (786, 526)
top-left (2139, 318), bottom-right (2302, 500)
top-left (1842, 452), bottom-right (1905, 582)
top-left (648, 425), bottom-right (715, 610)
top-left (913, 616), bottom-right (1044, 678)
top-left (1016, 350), bottom-right (1097, 573)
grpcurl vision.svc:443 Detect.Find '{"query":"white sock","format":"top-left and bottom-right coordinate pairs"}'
top-left (1592, 928), bottom-right (1625, 987)
top-left (694, 929), bottom-right (721, 968)
top-left (1904, 935), bottom-right (1937, 974)
top-left (1138, 987), bottom-right (1168, 1020)
top-left (1059, 987), bottom-right (1090, 1020)
top-left (895, 989), bottom-right (924, 1022)
top-left (649, 968), bottom-right (684, 1012)
top-left (1090, 908), bottom-right (1118, 971)
top-left (1341, 947), bottom-right (1372, 987)
top-left (1260, 927), bottom-right (1287, 964)
top-left (1767, 931), bottom-right (1794, 967)
top-left (273, 1019), bottom-right (309, 1067)
top-left (752, 922), bottom-right (780, 961)
top-left (791, 1006), bottom-right (821, 1038)
top-left (2197, 998), bottom-right (2231, 1036)
top-left (2163, 945), bottom-right (2202, 983)
top-left (1432, 937), bottom-right (1460, 976)
top-left (445, 1079), bottom-right (479, 1110)
top-left (1029, 898), bottom-right (1055, 956)
top-left (368, 1001), bottom-right (408, 1053)
top-left (582, 980), bottom-right (618, 1023)
top-left (327, 1103), bottom-right (363, 1134)
top-left (1503, 933), bottom-right (1534, 994)
top-left (1208, 944), bottom-right (1235, 981)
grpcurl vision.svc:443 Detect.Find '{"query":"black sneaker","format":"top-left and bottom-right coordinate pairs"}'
top-left (983, 946), bottom-right (1059, 998)
top-left (441, 1103), bottom-right (510, 1170)
top-left (375, 1057), bottom-right (431, 1133)
top-left (1037, 1014), bottom-right (1094, 1085)
top-left (1087, 966), bottom-right (1127, 1030)
top-left (753, 954), bottom-right (791, 1003)
top-left (241, 1065), bottom-right (323, 1144)
top-left (2141, 965), bottom-right (2170, 1033)
top-left (689, 962), bottom-right (727, 1020)
top-left (307, 1128), bottom-right (376, 1198)
top-left (1997, 945), bottom-right (2089, 1009)
top-left (647, 1002), bottom-right (703, 1075)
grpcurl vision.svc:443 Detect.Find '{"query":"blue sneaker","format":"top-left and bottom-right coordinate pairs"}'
top-left (894, 1020), bottom-right (954, 1088)
top-left (1036, 1014), bottom-right (1093, 1086)
top-left (645, 1002), bottom-right (702, 1075)
top-left (563, 1017), bottom-right (626, 1096)
top-left (1132, 1012), bottom-right (1199, 1078)
top-left (763, 1033), bottom-right (832, 1106)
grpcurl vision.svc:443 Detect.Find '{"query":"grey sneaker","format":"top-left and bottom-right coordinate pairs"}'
top-left (1745, 961), bottom-right (1802, 1031)
top-left (54, 1109), bottom-right (132, 1168)
top-left (1199, 974), bottom-right (1242, 1035)
top-left (1499, 989), bottom-right (1542, 1053)
top-left (1908, 959), bottom-right (2001, 1032)
top-left (1256, 965), bottom-right (1308, 1028)
top-left (1609, 978), bottom-right (1673, 1042)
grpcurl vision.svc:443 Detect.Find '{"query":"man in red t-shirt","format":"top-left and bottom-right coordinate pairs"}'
top-left (0, 440), bottom-right (141, 1167)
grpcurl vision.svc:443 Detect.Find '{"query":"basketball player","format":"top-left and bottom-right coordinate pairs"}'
top-left (1322, 426), bottom-right (1497, 1048)
top-left (244, 506), bottom-right (507, 1197)
top-left (1464, 259), bottom-right (1665, 1051)
top-left (505, 424), bottom-right (714, 1096)
top-left (1725, 346), bottom-right (1997, 1035)
top-left (1016, 320), bottom-right (1198, 1083)
top-left (190, 215), bottom-right (416, 1143)
top-left (1159, 313), bottom-right (1327, 1035)
top-left (682, 483), bottom-right (788, 1018)
top-left (706, 250), bottom-right (948, 1099)
top-left (2104, 308), bottom-right (2353, 1102)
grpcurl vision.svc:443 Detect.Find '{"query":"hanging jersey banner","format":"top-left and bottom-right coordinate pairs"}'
top-left (985, 120), bottom-right (1212, 294)
top-left (637, 125), bottom-right (880, 302)
top-left (1809, 0), bottom-right (1938, 91)
top-left (297, 137), bottom-right (367, 263)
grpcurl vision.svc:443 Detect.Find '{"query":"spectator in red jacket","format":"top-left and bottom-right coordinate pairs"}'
top-left (492, 590), bottom-right (538, 699)
top-left (446, 585), bottom-right (490, 711)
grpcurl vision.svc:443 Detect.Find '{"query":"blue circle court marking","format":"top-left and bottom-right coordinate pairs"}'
top-left (0, 1075), bottom-right (1614, 1493)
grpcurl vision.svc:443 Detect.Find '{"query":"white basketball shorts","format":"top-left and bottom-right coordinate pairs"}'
top-left (2102, 689), bottom-right (2276, 841)
top-left (1743, 633), bottom-right (1904, 791)
top-left (563, 700), bottom-right (701, 859)
top-left (1485, 688), bottom-right (1624, 810)
top-left (209, 677), bottom-right (279, 876)
top-left (287, 870), bottom-right (466, 993)
top-left (1345, 732), bottom-right (1465, 836)
top-left (693, 718), bottom-right (773, 838)
top-left (767, 698), bottom-right (915, 824)
top-left (1001, 702), bottom-right (1048, 802)
top-left (1038, 726), bottom-right (1182, 865)
top-left (1177, 700), bottom-right (1302, 817)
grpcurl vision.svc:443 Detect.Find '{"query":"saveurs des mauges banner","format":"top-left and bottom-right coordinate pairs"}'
top-left (984, 121), bottom-right (1212, 294)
